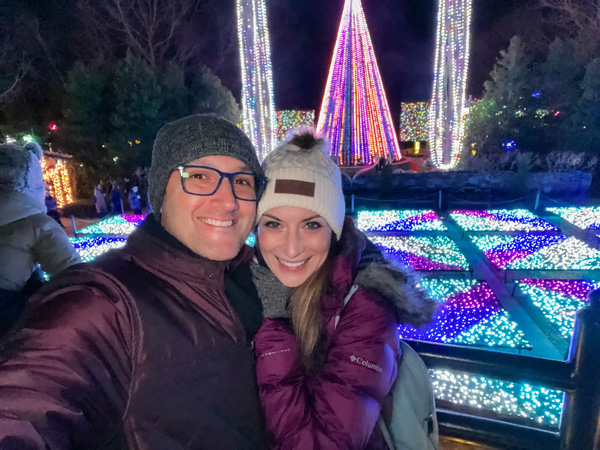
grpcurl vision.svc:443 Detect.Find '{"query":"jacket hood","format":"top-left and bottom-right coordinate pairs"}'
top-left (0, 191), bottom-right (47, 227)
top-left (331, 217), bottom-right (437, 328)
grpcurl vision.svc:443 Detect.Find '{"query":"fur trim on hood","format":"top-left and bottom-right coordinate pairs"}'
top-left (354, 259), bottom-right (437, 328)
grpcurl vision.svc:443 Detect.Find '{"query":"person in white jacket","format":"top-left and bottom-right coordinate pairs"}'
top-left (0, 142), bottom-right (80, 336)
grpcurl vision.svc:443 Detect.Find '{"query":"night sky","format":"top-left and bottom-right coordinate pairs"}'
top-left (256, 0), bottom-right (527, 124)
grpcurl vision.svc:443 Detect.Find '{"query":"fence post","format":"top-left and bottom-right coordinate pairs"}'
top-left (70, 215), bottom-right (77, 236)
top-left (560, 288), bottom-right (600, 450)
top-left (534, 190), bottom-right (541, 211)
top-left (438, 190), bottom-right (442, 210)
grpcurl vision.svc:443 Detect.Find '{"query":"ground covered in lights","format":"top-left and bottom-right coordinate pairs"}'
top-left (66, 207), bottom-right (600, 429)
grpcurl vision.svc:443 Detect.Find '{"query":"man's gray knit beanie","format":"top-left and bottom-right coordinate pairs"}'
top-left (149, 114), bottom-right (262, 220)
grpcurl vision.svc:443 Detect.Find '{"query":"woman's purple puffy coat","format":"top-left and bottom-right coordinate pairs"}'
top-left (254, 219), bottom-right (436, 450)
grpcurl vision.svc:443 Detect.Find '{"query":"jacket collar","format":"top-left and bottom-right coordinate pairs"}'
top-left (123, 214), bottom-right (253, 285)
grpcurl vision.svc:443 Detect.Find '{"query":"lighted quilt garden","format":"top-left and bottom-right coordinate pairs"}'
top-left (68, 207), bottom-right (600, 429)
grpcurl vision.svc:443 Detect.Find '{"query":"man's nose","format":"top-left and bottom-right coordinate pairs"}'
top-left (211, 177), bottom-right (238, 211)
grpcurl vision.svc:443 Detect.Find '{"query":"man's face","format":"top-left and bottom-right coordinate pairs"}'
top-left (160, 155), bottom-right (257, 261)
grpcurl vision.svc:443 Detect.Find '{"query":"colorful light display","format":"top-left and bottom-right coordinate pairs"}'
top-left (69, 237), bottom-right (128, 262)
top-left (275, 110), bottom-right (315, 145)
top-left (429, 0), bottom-right (473, 169)
top-left (430, 369), bottom-right (564, 428)
top-left (517, 279), bottom-right (600, 341)
top-left (237, 0), bottom-right (276, 160)
top-left (400, 279), bottom-right (530, 349)
top-left (77, 214), bottom-right (146, 235)
top-left (400, 102), bottom-right (430, 142)
top-left (316, 0), bottom-right (402, 166)
top-left (451, 209), bottom-right (557, 232)
top-left (41, 156), bottom-right (74, 208)
top-left (546, 206), bottom-right (600, 230)
top-left (357, 209), bottom-right (447, 232)
top-left (471, 235), bottom-right (600, 270)
top-left (370, 236), bottom-right (469, 271)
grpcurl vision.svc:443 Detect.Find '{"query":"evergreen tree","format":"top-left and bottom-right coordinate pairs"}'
top-left (191, 67), bottom-right (240, 125)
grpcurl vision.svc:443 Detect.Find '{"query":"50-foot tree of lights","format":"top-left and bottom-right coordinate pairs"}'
top-left (429, 0), bottom-right (473, 169)
top-left (316, 0), bottom-right (401, 166)
top-left (237, 0), bottom-right (276, 161)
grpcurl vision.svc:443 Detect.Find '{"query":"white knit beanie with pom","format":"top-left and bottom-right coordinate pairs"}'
top-left (0, 142), bottom-right (46, 209)
top-left (257, 138), bottom-right (345, 240)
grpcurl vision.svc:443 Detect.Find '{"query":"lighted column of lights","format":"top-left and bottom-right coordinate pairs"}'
top-left (237, 0), bottom-right (276, 161)
top-left (356, 209), bottom-right (447, 232)
top-left (399, 278), bottom-right (530, 349)
top-left (547, 206), bottom-right (600, 230)
top-left (69, 237), bottom-right (128, 263)
top-left (450, 209), bottom-right (557, 232)
top-left (400, 102), bottom-right (430, 142)
top-left (41, 157), bottom-right (74, 208)
top-left (517, 279), bottom-right (600, 341)
top-left (316, 0), bottom-right (402, 166)
top-left (430, 370), bottom-right (564, 428)
top-left (429, 0), bottom-right (473, 169)
top-left (77, 214), bottom-right (146, 235)
top-left (370, 235), bottom-right (469, 271)
top-left (471, 234), bottom-right (600, 270)
top-left (275, 110), bottom-right (315, 144)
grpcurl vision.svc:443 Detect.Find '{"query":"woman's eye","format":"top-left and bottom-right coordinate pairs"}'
top-left (264, 221), bottom-right (280, 229)
top-left (305, 221), bottom-right (322, 230)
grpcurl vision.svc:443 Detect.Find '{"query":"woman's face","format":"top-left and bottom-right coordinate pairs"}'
top-left (257, 206), bottom-right (333, 288)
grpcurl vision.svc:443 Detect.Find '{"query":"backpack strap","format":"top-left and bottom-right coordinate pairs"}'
top-left (334, 284), bottom-right (359, 329)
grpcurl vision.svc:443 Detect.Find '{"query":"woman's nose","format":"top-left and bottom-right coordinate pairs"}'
top-left (283, 229), bottom-right (303, 258)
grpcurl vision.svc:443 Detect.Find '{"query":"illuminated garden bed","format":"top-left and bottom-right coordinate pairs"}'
top-left (77, 214), bottom-right (146, 235)
top-left (69, 237), bottom-right (128, 262)
top-left (516, 279), bottom-right (600, 341)
top-left (471, 234), bottom-right (600, 270)
top-left (450, 209), bottom-right (557, 232)
top-left (369, 236), bottom-right (469, 271)
top-left (356, 210), bottom-right (447, 232)
top-left (430, 369), bottom-right (563, 429)
top-left (399, 279), bottom-right (530, 350)
top-left (546, 206), bottom-right (600, 230)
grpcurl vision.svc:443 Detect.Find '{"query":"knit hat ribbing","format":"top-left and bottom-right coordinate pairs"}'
top-left (149, 114), bottom-right (262, 220)
top-left (0, 142), bottom-right (46, 211)
top-left (257, 139), bottom-right (345, 240)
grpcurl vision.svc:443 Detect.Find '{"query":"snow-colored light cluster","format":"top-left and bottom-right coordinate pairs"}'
top-left (357, 210), bottom-right (447, 232)
top-left (451, 209), bottom-right (557, 232)
top-left (69, 237), bottom-right (128, 262)
top-left (78, 215), bottom-right (146, 235)
top-left (547, 206), bottom-right (600, 230)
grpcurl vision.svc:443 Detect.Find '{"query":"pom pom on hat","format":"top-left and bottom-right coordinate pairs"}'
top-left (257, 135), bottom-right (345, 240)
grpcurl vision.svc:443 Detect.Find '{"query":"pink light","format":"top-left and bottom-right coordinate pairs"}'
top-left (48, 122), bottom-right (58, 131)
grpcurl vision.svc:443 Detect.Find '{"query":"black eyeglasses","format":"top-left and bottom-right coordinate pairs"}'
top-left (177, 165), bottom-right (267, 201)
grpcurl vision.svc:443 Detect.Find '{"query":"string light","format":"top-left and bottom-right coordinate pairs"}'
top-left (357, 209), bottom-right (447, 232)
top-left (275, 110), bottom-right (315, 144)
top-left (471, 235), bottom-right (600, 270)
top-left (451, 209), bottom-right (557, 232)
top-left (546, 206), bottom-right (600, 230)
top-left (516, 279), bottom-right (600, 340)
top-left (41, 156), bottom-right (74, 208)
top-left (69, 237), bottom-right (128, 262)
top-left (316, 0), bottom-right (402, 166)
top-left (77, 214), bottom-right (146, 235)
top-left (400, 102), bottom-right (430, 142)
top-left (370, 235), bottom-right (469, 271)
top-left (429, 0), bottom-right (473, 169)
top-left (400, 279), bottom-right (530, 349)
top-left (237, 0), bottom-right (276, 161)
top-left (430, 369), bottom-right (564, 428)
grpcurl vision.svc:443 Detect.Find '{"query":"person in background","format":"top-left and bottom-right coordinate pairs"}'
top-left (94, 183), bottom-right (107, 217)
top-left (128, 185), bottom-right (142, 214)
top-left (44, 187), bottom-right (62, 227)
top-left (0, 114), bottom-right (268, 449)
top-left (0, 142), bottom-right (80, 338)
top-left (110, 181), bottom-right (123, 214)
top-left (248, 133), bottom-right (436, 449)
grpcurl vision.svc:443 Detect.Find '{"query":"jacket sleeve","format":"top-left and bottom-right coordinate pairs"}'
top-left (0, 287), bottom-right (133, 449)
top-left (31, 216), bottom-right (81, 276)
top-left (254, 288), bottom-right (399, 450)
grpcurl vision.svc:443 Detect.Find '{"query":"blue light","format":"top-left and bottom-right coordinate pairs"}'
top-left (503, 140), bottom-right (516, 150)
top-left (532, 91), bottom-right (541, 98)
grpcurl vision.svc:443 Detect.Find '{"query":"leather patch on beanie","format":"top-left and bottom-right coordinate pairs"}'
top-left (274, 179), bottom-right (315, 197)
